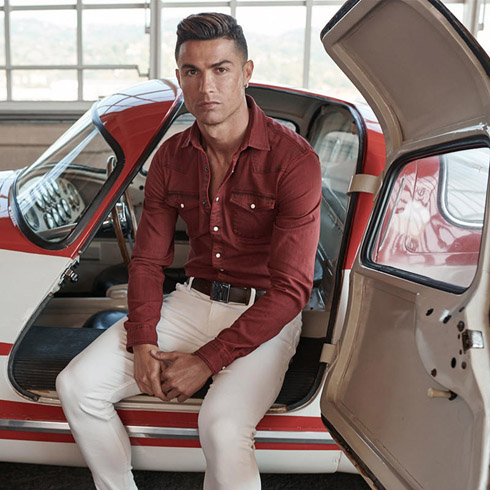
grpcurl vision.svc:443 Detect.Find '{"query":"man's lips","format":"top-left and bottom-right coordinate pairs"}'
top-left (198, 101), bottom-right (220, 109)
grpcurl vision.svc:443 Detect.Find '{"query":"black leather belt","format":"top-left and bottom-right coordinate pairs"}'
top-left (191, 278), bottom-right (266, 304)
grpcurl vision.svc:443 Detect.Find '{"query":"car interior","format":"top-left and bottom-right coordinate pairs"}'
top-left (9, 86), bottom-right (363, 412)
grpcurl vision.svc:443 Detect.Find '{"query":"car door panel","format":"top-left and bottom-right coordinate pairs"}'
top-left (321, 146), bottom-right (490, 489)
top-left (321, 2), bottom-right (490, 487)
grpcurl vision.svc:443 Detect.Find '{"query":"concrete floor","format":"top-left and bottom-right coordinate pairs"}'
top-left (2, 463), bottom-right (371, 489)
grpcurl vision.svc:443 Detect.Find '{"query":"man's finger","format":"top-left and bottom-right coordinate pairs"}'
top-left (164, 389), bottom-right (180, 400)
top-left (150, 375), bottom-right (166, 401)
top-left (177, 393), bottom-right (189, 403)
top-left (150, 350), bottom-right (178, 362)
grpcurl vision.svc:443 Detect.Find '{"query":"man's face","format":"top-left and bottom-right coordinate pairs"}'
top-left (176, 38), bottom-right (253, 127)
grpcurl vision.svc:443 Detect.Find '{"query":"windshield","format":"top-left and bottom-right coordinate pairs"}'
top-left (14, 111), bottom-right (118, 244)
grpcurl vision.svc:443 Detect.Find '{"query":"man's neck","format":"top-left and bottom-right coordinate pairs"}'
top-left (198, 98), bottom-right (250, 160)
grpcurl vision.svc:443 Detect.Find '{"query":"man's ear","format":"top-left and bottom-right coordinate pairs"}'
top-left (243, 59), bottom-right (254, 85)
top-left (176, 68), bottom-right (181, 86)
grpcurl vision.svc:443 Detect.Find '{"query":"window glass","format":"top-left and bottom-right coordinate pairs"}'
top-left (310, 106), bottom-right (359, 222)
top-left (10, 1), bottom-right (74, 4)
top-left (10, 10), bottom-right (76, 65)
top-left (0, 11), bottom-right (4, 65)
top-left (441, 148), bottom-right (489, 227)
top-left (83, 69), bottom-right (142, 100)
top-left (445, 2), bottom-right (464, 22)
top-left (83, 9), bottom-right (149, 75)
top-left (12, 70), bottom-right (77, 101)
top-left (15, 112), bottom-right (117, 243)
top-left (477, 4), bottom-right (490, 53)
top-left (161, 6), bottom-right (230, 78)
top-left (0, 70), bottom-right (6, 100)
top-left (236, 6), bottom-right (305, 87)
top-left (84, 0), bottom-right (144, 3)
top-left (310, 5), bottom-right (360, 99)
top-left (309, 104), bottom-right (360, 306)
top-left (371, 147), bottom-right (490, 289)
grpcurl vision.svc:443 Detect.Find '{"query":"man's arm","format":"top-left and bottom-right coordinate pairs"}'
top-left (124, 150), bottom-right (178, 398)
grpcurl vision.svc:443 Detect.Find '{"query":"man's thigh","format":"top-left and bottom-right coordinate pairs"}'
top-left (199, 315), bottom-right (302, 429)
top-left (61, 316), bottom-right (141, 404)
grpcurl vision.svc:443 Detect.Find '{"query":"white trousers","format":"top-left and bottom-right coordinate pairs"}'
top-left (56, 281), bottom-right (302, 490)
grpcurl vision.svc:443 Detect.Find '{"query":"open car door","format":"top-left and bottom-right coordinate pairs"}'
top-left (320, 1), bottom-right (490, 489)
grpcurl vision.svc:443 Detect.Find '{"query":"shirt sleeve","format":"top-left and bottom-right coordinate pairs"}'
top-left (124, 149), bottom-right (178, 351)
top-left (195, 150), bottom-right (322, 374)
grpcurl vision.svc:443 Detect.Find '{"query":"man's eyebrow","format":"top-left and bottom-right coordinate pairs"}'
top-left (211, 60), bottom-right (233, 68)
top-left (180, 60), bottom-right (233, 70)
top-left (180, 63), bottom-right (198, 70)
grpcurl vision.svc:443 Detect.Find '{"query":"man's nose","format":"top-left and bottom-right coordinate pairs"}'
top-left (200, 71), bottom-right (215, 94)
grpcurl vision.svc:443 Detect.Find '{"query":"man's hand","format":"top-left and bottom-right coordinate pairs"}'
top-left (150, 350), bottom-right (212, 403)
top-left (133, 344), bottom-right (167, 401)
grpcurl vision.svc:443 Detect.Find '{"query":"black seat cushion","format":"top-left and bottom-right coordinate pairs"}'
top-left (82, 310), bottom-right (128, 329)
top-left (91, 264), bottom-right (129, 297)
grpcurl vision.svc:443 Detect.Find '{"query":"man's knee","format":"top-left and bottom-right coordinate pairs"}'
top-left (199, 410), bottom-right (254, 456)
top-left (56, 363), bottom-right (81, 403)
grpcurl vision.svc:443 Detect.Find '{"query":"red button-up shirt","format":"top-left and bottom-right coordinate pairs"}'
top-left (125, 96), bottom-right (321, 374)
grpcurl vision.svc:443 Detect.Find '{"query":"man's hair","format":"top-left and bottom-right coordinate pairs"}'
top-left (175, 12), bottom-right (248, 62)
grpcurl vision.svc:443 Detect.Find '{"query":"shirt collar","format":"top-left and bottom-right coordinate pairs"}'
top-left (181, 95), bottom-right (271, 152)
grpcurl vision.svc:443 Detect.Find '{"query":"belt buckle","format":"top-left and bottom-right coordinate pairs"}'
top-left (210, 281), bottom-right (231, 303)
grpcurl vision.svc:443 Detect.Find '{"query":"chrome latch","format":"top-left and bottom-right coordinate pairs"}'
top-left (462, 330), bottom-right (484, 352)
top-left (59, 261), bottom-right (79, 286)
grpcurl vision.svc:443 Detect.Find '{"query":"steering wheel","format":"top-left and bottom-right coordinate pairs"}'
top-left (107, 155), bottom-right (138, 267)
top-left (111, 189), bottom-right (138, 267)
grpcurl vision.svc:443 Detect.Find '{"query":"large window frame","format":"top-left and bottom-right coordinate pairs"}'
top-left (0, 0), bottom-right (474, 107)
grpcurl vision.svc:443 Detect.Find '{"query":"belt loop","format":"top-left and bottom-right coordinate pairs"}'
top-left (187, 277), bottom-right (195, 290)
top-left (247, 287), bottom-right (256, 307)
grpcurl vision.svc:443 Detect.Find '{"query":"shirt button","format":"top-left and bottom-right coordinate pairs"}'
top-left (215, 253), bottom-right (221, 259)
top-left (213, 226), bottom-right (219, 232)
top-left (204, 166), bottom-right (209, 172)
top-left (215, 197), bottom-right (220, 202)
top-left (250, 203), bottom-right (256, 209)
top-left (202, 200), bottom-right (207, 206)
top-left (219, 268), bottom-right (224, 272)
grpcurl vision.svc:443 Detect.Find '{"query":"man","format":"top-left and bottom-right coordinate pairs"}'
top-left (57, 12), bottom-right (321, 490)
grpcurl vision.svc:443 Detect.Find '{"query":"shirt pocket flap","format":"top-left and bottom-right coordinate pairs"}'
top-left (166, 192), bottom-right (201, 210)
top-left (230, 192), bottom-right (276, 212)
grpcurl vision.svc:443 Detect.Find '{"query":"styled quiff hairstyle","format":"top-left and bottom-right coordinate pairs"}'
top-left (175, 12), bottom-right (248, 62)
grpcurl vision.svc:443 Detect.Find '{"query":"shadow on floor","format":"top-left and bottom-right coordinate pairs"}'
top-left (1, 462), bottom-right (370, 490)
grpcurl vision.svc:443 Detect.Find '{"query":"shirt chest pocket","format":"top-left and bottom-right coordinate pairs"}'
top-left (230, 192), bottom-right (276, 239)
top-left (166, 192), bottom-right (203, 238)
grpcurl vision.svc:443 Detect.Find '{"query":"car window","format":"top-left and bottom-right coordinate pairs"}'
top-left (370, 147), bottom-right (490, 289)
top-left (310, 107), bottom-right (359, 223)
top-left (15, 111), bottom-right (117, 243)
top-left (309, 105), bottom-right (360, 302)
top-left (440, 149), bottom-right (488, 227)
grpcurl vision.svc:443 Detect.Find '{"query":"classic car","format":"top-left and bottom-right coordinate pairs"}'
top-left (0, 0), bottom-right (489, 488)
